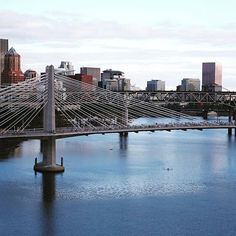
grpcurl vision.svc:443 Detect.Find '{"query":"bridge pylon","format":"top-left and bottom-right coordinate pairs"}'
top-left (34, 65), bottom-right (64, 173)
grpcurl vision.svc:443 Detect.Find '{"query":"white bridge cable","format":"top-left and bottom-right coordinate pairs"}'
top-left (0, 71), bottom-right (203, 135)
top-left (0, 86), bottom-right (47, 107)
top-left (84, 102), bottom-right (166, 122)
top-left (0, 81), bottom-right (48, 117)
top-left (0, 91), bottom-right (47, 116)
top-left (16, 100), bottom-right (48, 132)
top-left (55, 106), bottom-right (83, 131)
top-left (77, 104), bottom-right (124, 128)
top-left (0, 92), bottom-right (48, 133)
top-left (54, 88), bottom-right (126, 126)
top-left (0, 89), bottom-right (47, 127)
top-left (55, 97), bottom-right (96, 129)
top-left (0, 77), bottom-right (48, 133)
top-left (55, 86), bottom-right (185, 122)
top-left (55, 93), bottom-right (119, 129)
top-left (55, 74), bottom-right (196, 121)
top-left (54, 94), bottom-right (97, 129)
top-left (0, 76), bottom-right (47, 98)
top-left (0, 75), bottom-right (47, 91)
top-left (84, 103), bottom-right (127, 122)
top-left (54, 85), bottom-right (136, 127)
top-left (0, 78), bottom-right (47, 109)
top-left (55, 89), bottom-right (130, 128)
top-left (54, 98), bottom-right (79, 129)
top-left (54, 83), bottom-right (126, 126)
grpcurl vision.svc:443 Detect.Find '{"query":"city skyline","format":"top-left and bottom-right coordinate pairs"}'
top-left (1, 0), bottom-right (236, 90)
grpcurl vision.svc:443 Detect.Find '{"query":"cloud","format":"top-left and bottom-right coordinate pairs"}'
top-left (2, 10), bottom-right (236, 90)
top-left (1, 10), bottom-right (236, 47)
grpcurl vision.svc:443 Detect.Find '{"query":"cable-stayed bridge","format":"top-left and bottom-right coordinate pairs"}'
top-left (0, 66), bottom-right (235, 172)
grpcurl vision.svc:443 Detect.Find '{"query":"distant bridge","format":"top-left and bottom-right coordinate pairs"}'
top-left (122, 91), bottom-right (236, 105)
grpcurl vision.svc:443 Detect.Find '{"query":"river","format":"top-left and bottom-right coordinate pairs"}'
top-left (1, 118), bottom-right (236, 235)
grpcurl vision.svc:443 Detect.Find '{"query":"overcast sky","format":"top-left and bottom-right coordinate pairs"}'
top-left (1, 0), bottom-right (236, 90)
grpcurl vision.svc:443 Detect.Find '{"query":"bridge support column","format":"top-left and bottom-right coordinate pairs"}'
top-left (34, 137), bottom-right (64, 173)
top-left (120, 93), bottom-right (129, 137)
top-left (228, 109), bottom-right (232, 135)
top-left (203, 108), bottom-right (208, 120)
top-left (233, 108), bottom-right (236, 136)
top-left (34, 65), bottom-right (64, 173)
top-left (119, 132), bottom-right (128, 137)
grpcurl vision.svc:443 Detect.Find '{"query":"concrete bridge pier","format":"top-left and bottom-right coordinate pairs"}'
top-left (228, 109), bottom-right (232, 135)
top-left (203, 108), bottom-right (208, 120)
top-left (232, 108), bottom-right (236, 136)
top-left (119, 132), bottom-right (128, 137)
top-left (34, 137), bottom-right (64, 173)
top-left (34, 65), bottom-right (64, 173)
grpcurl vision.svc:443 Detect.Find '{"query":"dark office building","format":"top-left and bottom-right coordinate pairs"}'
top-left (202, 62), bottom-right (222, 92)
top-left (0, 39), bottom-right (9, 86)
top-left (1, 47), bottom-right (25, 86)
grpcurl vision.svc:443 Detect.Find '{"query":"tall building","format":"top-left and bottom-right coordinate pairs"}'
top-left (80, 67), bottom-right (101, 82)
top-left (0, 39), bottom-right (9, 86)
top-left (146, 80), bottom-right (165, 91)
top-left (181, 78), bottom-right (200, 91)
top-left (58, 61), bottom-right (74, 76)
top-left (101, 69), bottom-right (130, 91)
top-left (202, 62), bottom-right (222, 92)
top-left (1, 47), bottom-right (24, 86)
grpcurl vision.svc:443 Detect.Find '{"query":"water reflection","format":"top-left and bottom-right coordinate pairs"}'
top-left (41, 173), bottom-right (56, 235)
top-left (119, 135), bottom-right (128, 150)
top-left (0, 139), bottom-right (23, 159)
top-left (42, 173), bottom-right (56, 202)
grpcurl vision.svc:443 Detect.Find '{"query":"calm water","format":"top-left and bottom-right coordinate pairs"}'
top-left (1, 119), bottom-right (236, 235)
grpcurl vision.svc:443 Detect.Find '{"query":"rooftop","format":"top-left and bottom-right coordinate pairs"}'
top-left (6, 47), bottom-right (19, 56)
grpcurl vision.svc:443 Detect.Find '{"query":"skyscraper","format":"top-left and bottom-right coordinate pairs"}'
top-left (202, 62), bottom-right (222, 92)
top-left (0, 39), bottom-right (9, 86)
top-left (1, 47), bottom-right (25, 86)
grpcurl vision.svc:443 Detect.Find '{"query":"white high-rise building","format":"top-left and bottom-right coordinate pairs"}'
top-left (58, 61), bottom-right (74, 76)
top-left (146, 80), bottom-right (165, 91)
top-left (101, 69), bottom-right (130, 91)
top-left (181, 78), bottom-right (200, 91)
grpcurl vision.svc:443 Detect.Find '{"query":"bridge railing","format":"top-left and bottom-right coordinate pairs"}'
top-left (0, 121), bottom-right (235, 137)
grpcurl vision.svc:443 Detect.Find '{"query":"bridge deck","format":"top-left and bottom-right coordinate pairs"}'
top-left (0, 123), bottom-right (235, 139)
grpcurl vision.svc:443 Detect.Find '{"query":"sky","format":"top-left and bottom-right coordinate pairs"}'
top-left (1, 0), bottom-right (236, 90)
